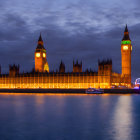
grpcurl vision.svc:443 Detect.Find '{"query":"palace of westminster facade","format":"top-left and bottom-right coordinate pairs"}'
top-left (0, 25), bottom-right (132, 89)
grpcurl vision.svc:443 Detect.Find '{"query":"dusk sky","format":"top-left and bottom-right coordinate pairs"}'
top-left (0, 0), bottom-right (140, 82)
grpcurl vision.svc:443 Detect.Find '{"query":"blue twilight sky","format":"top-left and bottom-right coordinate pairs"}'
top-left (0, 0), bottom-right (140, 82)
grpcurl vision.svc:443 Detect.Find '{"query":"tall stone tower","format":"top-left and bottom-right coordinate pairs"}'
top-left (121, 25), bottom-right (132, 86)
top-left (35, 34), bottom-right (49, 72)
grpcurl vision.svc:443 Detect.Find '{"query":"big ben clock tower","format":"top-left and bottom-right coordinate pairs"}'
top-left (121, 25), bottom-right (132, 86)
top-left (35, 34), bottom-right (49, 73)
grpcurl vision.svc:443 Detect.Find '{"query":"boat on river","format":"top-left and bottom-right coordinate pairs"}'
top-left (85, 88), bottom-right (104, 94)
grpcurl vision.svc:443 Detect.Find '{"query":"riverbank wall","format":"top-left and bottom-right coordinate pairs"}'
top-left (0, 88), bottom-right (139, 94)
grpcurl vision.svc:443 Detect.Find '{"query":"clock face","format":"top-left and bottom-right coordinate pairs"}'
top-left (43, 53), bottom-right (46, 58)
top-left (123, 45), bottom-right (128, 50)
top-left (36, 53), bottom-right (40, 57)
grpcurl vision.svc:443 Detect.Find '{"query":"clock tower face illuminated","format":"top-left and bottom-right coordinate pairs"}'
top-left (43, 53), bottom-right (46, 58)
top-left (123, 45), bottom-right (128, 50)
top-left (35, 34), bottom-right (49, 73)
top-left (121, 25), bottom-right (132, 87)
top-left (36, 53), bottom-right (40, 57)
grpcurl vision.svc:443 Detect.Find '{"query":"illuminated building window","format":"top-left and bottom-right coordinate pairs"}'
top-left (43, 53), bottom-right (46, 58)
top-left (36, 53), bottom-right (40, 57)
top-left (123, 45), bottom-right (128, 50)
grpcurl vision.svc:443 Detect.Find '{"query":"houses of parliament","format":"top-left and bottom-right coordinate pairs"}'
top-left (0, 25), bottom-right (132, 89)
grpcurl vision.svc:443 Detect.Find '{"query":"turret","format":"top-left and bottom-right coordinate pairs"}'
top-left (98, 59), bottom-right (112, 88)
top-left (59, 61), bottom-right (65, 73)
top-left (73, 60), bottom-right (82, 73)
top-left (9, 64), bottom-right (19, 77)
top-left (98, 59), bottom-right (112, 76)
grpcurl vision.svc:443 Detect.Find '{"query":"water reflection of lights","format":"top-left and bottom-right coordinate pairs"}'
top-left (35, 95), bottom-right (45, 105)
top-left (112, 96), bottom-right (133, 140)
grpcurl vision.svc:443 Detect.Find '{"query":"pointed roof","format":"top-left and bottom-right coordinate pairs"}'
top-left (36, 33), bottom-right (45, 50)
top-left (60, 60), bottom-right (65, 67)
top-left (38, 33), bottom-right (43, 42)
top-left (122, 24), bottom-right (130, 41)
top-left (124, 24), bottom-right (128, 32)
top-left (76, 60), bottom-right (78, 64)
top-left (73, 60), bottom-right (82, 67)
top-left (59, 60), bottom-right (65, 72)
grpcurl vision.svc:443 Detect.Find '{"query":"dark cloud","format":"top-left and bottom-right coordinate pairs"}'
top-left (0, 13), bottom-right (29, 41)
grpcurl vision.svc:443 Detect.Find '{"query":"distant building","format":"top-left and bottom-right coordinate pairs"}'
top-left (0, 25), bottom-right (132, 89)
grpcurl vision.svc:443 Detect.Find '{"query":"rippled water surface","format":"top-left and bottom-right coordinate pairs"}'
top-left (0, 94), bottom-right (140, 140)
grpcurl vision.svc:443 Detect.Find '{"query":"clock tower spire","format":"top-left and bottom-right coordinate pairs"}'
top-left (121, 25), bottom-right (132, 87)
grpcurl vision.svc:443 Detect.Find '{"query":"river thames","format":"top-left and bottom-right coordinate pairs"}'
top-left (0, 94), bottom-right (140, 140)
